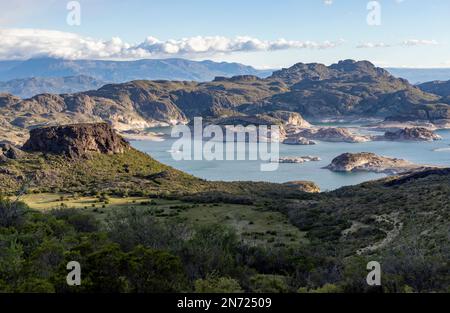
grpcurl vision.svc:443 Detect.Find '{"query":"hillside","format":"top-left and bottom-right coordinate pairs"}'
top-left (0, 123), bottom-right (319, 196)
top-left (0, 123), bottom-right (448, 293)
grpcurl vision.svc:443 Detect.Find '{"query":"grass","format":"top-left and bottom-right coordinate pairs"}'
top-left (19, 192), bottom-right (307, 248)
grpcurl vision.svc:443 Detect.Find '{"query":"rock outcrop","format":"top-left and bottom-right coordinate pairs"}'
top-left (0, 143), bottom-right (25, 162)
top-left (22, 123), bottom-right (130, 158)
top-left (282, 181), bottom-right (321, 193)
top-left (294, 127), bottom-right (370, 143)
top-left (282, 136), bottom-right (316, 145)
top-left (382, 127), bottom-right (441, 141)
top-left (324, 152), bottom-right (427, 175)
top-left (268, 111), bottom-right (311, 128)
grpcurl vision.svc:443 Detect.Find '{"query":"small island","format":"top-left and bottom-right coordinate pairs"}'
top-left (324, 152), bottom-right (431, 175)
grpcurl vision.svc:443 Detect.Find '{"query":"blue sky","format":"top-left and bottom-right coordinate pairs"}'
top-left (1, 0), bottom-right (449, 68)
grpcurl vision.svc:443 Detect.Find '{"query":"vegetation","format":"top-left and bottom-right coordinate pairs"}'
top-left (0, 142), bottom-right (448, 293)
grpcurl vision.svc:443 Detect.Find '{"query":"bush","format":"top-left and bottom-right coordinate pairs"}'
top-left (195, 273), bottom-right (243, 293)
top-left (50, 208), bottom-right (99, 233)
top-left (0, 197), bottom-right (28, 227)
top-left (249, 274), bottom-right (290, 293)
top-left (125, 245), bottom-right (188, 292)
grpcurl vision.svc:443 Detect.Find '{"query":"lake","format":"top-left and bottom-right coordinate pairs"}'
top-left (131, 128), bottom-right (450, 191)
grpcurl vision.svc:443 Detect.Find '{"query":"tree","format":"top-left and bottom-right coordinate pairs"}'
top-left (125, 245), bottom-right (188, 292)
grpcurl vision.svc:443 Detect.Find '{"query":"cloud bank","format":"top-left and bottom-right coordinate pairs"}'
top-left (357, 39), bottom-right (439, 49)
top-left (0, 28), bottom-right (344, 60)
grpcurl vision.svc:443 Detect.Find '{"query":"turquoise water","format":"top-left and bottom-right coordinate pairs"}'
top-left (131, 129), bottom-right (450, 191)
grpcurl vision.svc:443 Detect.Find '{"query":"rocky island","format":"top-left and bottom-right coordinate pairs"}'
top-left (274, 156), bottom-right (321, 164)
top-left (291, 127), bottom-right (371, 143)
top-left (324, 152), bottom-right (430, 175)
top-left (381, 127), bottom-right (442, 141)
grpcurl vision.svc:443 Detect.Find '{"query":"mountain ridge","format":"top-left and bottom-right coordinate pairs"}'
top-left (1, 59), bottom-right (450, 145)
top-left (0, 57), bottom-right (272, 83)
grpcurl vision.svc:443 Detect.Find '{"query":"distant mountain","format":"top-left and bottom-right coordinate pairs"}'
top-left (0, 57), bottom-right (273, 83)
top-left (387, 68), bottom-right (450, 84)
top-left (417, 80), bottom-right (450, 99)
top-left (0, 75), bottom-right (106, 98)
top-left (1, 59), bottom-right (450, 145)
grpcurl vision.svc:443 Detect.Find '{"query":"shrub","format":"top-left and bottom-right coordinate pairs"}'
top-left (195, 273), bottom-right (243, 293)
top-left (0, 197), bottom-right (28, 227)
top-left (249, 274), bottom-right (290, 293)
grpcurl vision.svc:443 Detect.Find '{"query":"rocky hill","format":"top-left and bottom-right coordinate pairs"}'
top-left (244, 60), bottom-right (448, 121)
top-left (1, 59), bottom-right (450, 145)
top-left (22, 123), bottom-right (130, 158)
top-left (0, 123), bottom-right (319, 195)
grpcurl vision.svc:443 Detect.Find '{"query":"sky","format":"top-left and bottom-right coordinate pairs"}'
top-left (0, 0), bottom-right (449, 68)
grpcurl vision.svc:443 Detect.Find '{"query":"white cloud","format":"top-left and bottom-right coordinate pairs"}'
top-left (401, 39), bottom-right (439, 46)
top-left (356, 39), bottom-right (439, 49)
top-left (356, 42), bottom-right (391, 48)
top-left (0, 28), bottom-right (344, 60)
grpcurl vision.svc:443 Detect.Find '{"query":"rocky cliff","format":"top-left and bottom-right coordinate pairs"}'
top-left (22, 123), bottom-right (130, 158)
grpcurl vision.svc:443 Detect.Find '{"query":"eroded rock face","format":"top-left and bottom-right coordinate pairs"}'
top-left (383, 127), bottom-right (442, 141)
top-left (22, 123), bottom-right (130, 157)
top-left (324, 152), bottom-right (425, 175)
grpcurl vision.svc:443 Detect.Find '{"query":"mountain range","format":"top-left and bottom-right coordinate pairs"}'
top-left (0, 57), bottom-right (272, 83)
top-left (0, 75), bottom-right (106, 99)
top-left (1, 59), bottom-right (450, 144)
top-left (2, 58), bottom-right (450, 99)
